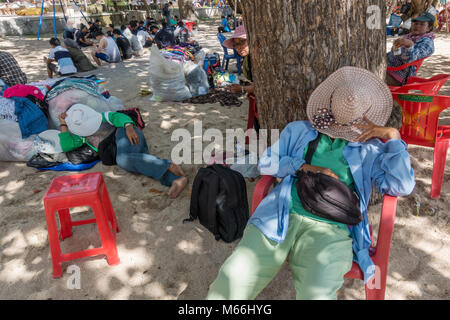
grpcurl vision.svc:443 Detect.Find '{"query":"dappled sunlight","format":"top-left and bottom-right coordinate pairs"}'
top-left (0, 19), bottom-right (448, 300)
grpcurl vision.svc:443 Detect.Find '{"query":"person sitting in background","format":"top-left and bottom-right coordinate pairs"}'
top-left (218, 15), bottom-right (231, 33)
top-left (137, 20), bottom-right (146, 32)
top-left (113, 29), bottom-right (133, 60)
top-left (174, 20), bottom-right (190, 44)
top-left (386, 11), bottom-right (435, 86)
top-left (44, 37), bottom-right (77, 78)
top-left (63, 20), bottom-right (75, 40)
top-left (137, 26), bottom-right (153, 48)
top-left (121, 24), bottom-right (144, 56)
top-left (144, 16), bottom-right (153, 28)
top-left (0, 51), bottom-right (27, 86)
top-left (87, 21), bottom-right (100, 39)
top-left (107, 24), bottom-right (115, 39)
top-left (58, 104), bottom-right (188, 199)
top-left (153, 21), bottom-right (176, 49)
top-left (63, 38), bottom-right (96, 73)
top-left (76, 24), bottom-right (94, 47)
top-left (170, 15), bottom-right (178, 27)
top-left (91, 31), bottom-right (121, 66)
top-left (149, 25), bottom-right (159, 39)
top-left (227, 14), bottom-right (236, 30)
top-left (207, 66), bottom-right (415, 300)
top-left (129, 21), bottom-right (139, 35)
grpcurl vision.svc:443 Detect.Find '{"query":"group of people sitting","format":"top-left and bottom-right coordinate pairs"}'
top-left (218, 14), bottom-right (237, 33)
top-left (42, 15), bottom-right (199, 78)
top-left (1, 11), bottom-right (434, 300)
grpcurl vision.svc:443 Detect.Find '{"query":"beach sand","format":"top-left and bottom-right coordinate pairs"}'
top-left (0, 21), bottom-right (449, 300)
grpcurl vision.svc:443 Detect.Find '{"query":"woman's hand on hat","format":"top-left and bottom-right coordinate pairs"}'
top-left (299, 164), bottom-right (339, 180)
top-left (355, 117), bottom-right (401, 142)
top-left (126, 125), bottom-right (139, 145)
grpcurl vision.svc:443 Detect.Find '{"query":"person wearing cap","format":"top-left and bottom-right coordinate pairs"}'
top-left (386, 11), bottom-right (435, 86)
top-left (57, 104), bottom-right (188, 199)
top-left (207, 67), bottom-right (415, 300)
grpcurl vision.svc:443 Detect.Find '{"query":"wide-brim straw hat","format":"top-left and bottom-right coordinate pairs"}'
top-left (306, 66), bottom-right (393, 142)
top-left (223, 25), bottom-right (247, 49)
top-left (65, 104), bottom-right (103, 137)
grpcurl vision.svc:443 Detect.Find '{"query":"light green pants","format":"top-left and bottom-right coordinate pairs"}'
top-left (207, 214), bottom-right (353, 300)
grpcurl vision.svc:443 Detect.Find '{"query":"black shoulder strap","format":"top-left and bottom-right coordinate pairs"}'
top-left (304, 134), bottom-right (321, 165)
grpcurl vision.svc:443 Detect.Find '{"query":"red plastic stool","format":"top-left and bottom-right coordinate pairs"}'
top-left (43, 172), bottom-right (120, 278)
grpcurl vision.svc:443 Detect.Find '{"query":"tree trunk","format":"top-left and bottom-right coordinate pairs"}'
top-left (241, 0), bottom-right (387, 131)
top-left (178, 0), bottom-right (199, 21)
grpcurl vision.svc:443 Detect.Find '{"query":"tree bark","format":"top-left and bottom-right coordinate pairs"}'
top-left (241, 0), bottom-right (387, 131)
top-left (178, 0), bottom-right (199, 21)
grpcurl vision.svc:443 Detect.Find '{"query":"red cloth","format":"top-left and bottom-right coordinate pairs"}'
top-left (3, 84), bottom-right (45, 101)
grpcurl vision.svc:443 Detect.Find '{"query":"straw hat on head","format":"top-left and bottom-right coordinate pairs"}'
top-left (65, 104), bottom-right (103, 137)
top-left (306, 66), bottom-right (393, 142)
top-left (222, 25), bottom-right (247, 49)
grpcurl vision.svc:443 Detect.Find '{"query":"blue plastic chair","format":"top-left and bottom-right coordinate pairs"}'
top-left (217, 33), bottom-right (242, 75)
top-left (386, 14), bottom-right (402, 35)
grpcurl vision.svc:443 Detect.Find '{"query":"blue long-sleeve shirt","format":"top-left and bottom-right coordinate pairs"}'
top-left (387, 35), bottom-right (434, 84)
top-left (249, 121), bottom-right (416, 283)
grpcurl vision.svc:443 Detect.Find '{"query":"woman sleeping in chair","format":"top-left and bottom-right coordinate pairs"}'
top-left (207, 67), bottom-right (416, 300)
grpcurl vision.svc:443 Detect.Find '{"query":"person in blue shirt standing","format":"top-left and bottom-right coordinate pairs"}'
top-left (207, 67), bottom-right (416, 300)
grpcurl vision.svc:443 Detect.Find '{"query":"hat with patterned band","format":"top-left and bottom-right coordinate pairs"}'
top-left (306, 66), bottom-right (393, 142)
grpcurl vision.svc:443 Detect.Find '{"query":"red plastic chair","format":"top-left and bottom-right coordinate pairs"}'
top-left (43, 172), bottom-right (120, 278)
top-left (246, 93), bottom-right (258, 145)
top-left (386, 57), bottom-right (427, 73)
top-left (389, 74), bottom-right (450, 95)
top-left (251, 175), bottom-right (398, 300)
top-left (392, 93), bottom-right (450, 199)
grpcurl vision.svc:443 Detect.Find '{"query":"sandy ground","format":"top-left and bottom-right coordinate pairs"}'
top-left (0, 21), bottom-right (449, 300)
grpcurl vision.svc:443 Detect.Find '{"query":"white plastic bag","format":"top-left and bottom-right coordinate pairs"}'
top-left (184, 61), bottom-right (209, 97)
top-left (149, 46), bottom-right (192, 101)
top-left (0, 119), bottom-right (37, 162)
top-left (47, 89), bottom-right (124, 128)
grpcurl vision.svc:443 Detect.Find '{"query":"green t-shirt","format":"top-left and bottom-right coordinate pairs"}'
top-left (290, 134), bottom-right (355, 232)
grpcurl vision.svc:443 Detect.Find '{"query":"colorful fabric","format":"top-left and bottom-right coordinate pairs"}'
top-left (0, 97), bottom-right (18, 122)
top-left (0, 51), bottom-right (27, 86)
top-left (12, 96), bottom-right (48, 138)
top-left (251, 121), bottom-right (415, 283)
top-left (3, 84), bottom-right (45, 101)
top-left (45, 78), bottom-right (102, 102)
top-left (387, 34), bottom-right (435, 84)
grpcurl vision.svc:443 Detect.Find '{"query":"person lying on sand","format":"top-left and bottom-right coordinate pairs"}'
top-left (58, 104), bottom-right (188, 198)
top-left (207, 67), bottom-right (415, 300)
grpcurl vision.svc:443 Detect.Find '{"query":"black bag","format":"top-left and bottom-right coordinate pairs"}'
top-left (295, 135), bottom-right (363, 226)
top-left (98, 129), bottom-right (117, 166)
top-left (66, 144), bottom-right (99, 164)
top-left (184, 164), bottom-right (249, 243)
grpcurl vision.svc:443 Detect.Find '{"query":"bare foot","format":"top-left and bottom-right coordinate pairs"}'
top-left (167, 177), bottom-right (188, 199)
top-left (168, 163), bottom-right (185, 177)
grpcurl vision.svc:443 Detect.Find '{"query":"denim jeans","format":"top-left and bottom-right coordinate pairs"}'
top-left (115, 127), bottom-right (179, 187)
